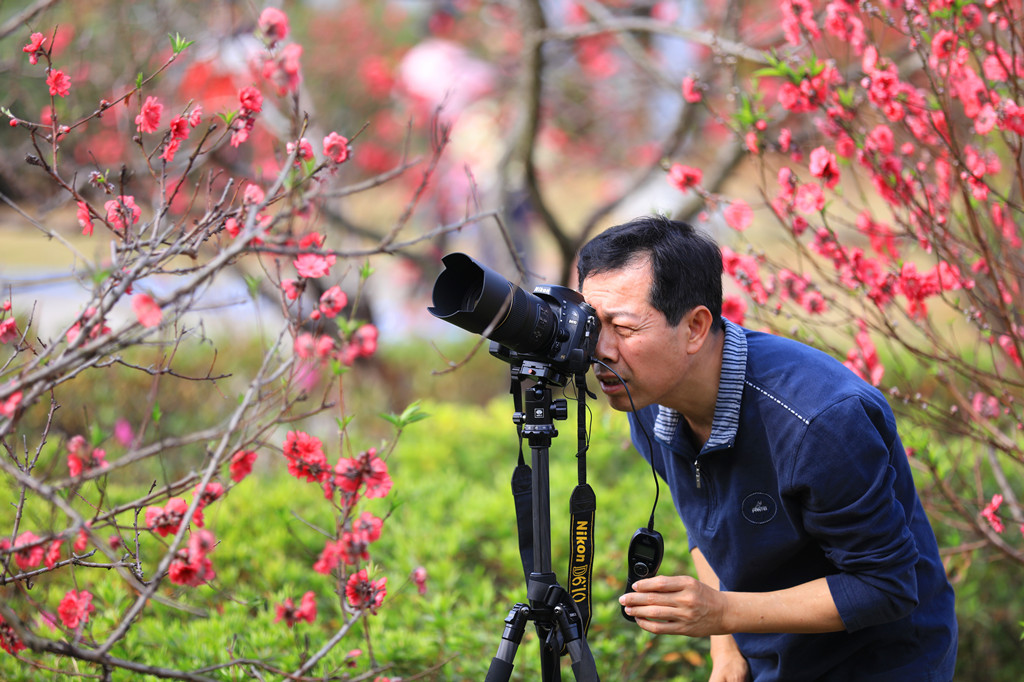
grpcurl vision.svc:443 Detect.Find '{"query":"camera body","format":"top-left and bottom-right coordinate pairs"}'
top-left (429, 253), bottom-right (600, 382)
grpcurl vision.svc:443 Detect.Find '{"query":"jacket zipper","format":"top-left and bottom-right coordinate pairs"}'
top-left (695, 459), bottom-right (702, 489)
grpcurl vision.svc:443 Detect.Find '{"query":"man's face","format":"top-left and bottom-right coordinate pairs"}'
top-left (581, 259), bottom-right (692, 412)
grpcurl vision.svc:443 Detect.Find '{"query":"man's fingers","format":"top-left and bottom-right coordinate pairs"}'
top-left (632, 574), bottom-right (699, 593)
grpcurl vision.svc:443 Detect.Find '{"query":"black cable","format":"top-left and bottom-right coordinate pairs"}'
top-left (593, 360), bottom-right (660, 531)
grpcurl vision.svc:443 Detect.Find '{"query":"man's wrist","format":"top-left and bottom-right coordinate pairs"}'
top-left (709, 632), bottom-right (742, 663)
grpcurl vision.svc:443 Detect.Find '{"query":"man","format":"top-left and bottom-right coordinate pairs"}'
top-left (577, 215), bottom-right (957, 681)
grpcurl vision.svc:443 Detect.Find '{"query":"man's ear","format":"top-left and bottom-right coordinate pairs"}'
top-left (684, 306), bottom-right (714, 354)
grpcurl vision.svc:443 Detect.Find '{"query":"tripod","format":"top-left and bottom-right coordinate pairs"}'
top-left (484, 363), bottom-right (600, 682)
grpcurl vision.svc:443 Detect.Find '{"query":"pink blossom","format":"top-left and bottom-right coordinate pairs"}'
top-left (262, 43), bottom-right (303, 95)
top-left (14, 532), bottom-right (44, 570)
top-left (931, 30), bottom-right (957, 61)
top-left (67, 307), bottom-right (110, 344)
top-left (258, 7), bottom-right (290, 45)
top-left (1, 390), bottom-right (22, 419)
top-left (781, 0), bottom-right (820, 46)
top-left (345, 569), bottom-right (386, 614)
top-left (808, 146), bottom-right (840, 188)
top-left (229, 449), bottom-right (257, 482)
top-left (975, 104), bottom-right (997, 135)
top-left (57, 590), bottom-right (95, 629)
top-left (281, 278), bottom-right (301, 300)
top-left (104, 195), bottom-right (141, 231)
top-left (667, 163), bottom-right (702, 192)
top-left (844, 321), bottom-right (884, 386)
top-left (323, 132), bottom-right (350, 164)
top-left (283, 431), bottom-right (328, 483)
top-left (314, 539), bottom-right (344, 574)
top-left (168, 551), bottom-right (215, 586)
top-left (77, 201), bottom-right (94, 236)
top-left (146, 497), bottom-right (190, 537)
top-left (160, 116), bottom-right (191, 162)
top-left (194, 482), bottom-right (224, 511)
top-left (73, 528), bottom-right (88, 552)
top-left (981, 493), bottom-right (1005, 533)
top-left (998, 335), bottom-right (1022, 368)
top-left (135, 96), bottom-right (163, 133)
top-left (294, 253), bottom-right (336, 279)
top-left (723, 200), bottom-right (753, 231)
top-left (823, 1), bottom-right (865, 54)
top-left (238, 86), bottom-right (263, 116)
top-left (23, 32), bottom-right (45, 64)
top-left (1, 613), bottom-right (26, 655)
top-left (45, 539), bottom-right (63, 569)
top-left (230, 118), bottom-right (254, 147)
top-left (340, 324), bottom-right (379, 365)
top-left (169, 531), bottom-right (216, 586)
top-left (294, 332), bottom-right (317, 360)
top-left (412, 566), bottom-right (428, 595)
top-left (721, 295), bottom-right (747, 326)
top-left (132, 294), bottom-right (163, 328)
top-left (865, 125), bottom-right (894, 155)
top-left (355, 511), bottom-right (384, 542)
top-left (276, 591), bottom-right (317, 628)
top-left (114, 418), bottom-right (134, 447)
top-left (777, 128), bottom-right (792, 153)
top-left (0, 318), bottom-right (18, 344)
top-left (46, 69), bottom-right (71, 97)
top-left (333, 447), bottom-right (392, 499)
top-left (795, 183), bottom-right (825, 213)
top-left (319, 286), bottom-right (348, 318)
top-left (243, 183), bottom-right (265, 205)
top-left (681, 76), bottom-right (702, 103)
top-left (287, 137), bottom-right (314, 163)
top-left (67, 442), bottom-right (108, 477)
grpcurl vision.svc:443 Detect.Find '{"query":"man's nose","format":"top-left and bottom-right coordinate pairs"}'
top-left (595, 329), bottom-right (618, 363)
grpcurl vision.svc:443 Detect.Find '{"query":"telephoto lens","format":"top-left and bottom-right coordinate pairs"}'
top-left (428, 252), bottom-right (557, 354)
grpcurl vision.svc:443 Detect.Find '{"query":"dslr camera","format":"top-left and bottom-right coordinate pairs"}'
top-left (428, 252), bottom-right (600, 384)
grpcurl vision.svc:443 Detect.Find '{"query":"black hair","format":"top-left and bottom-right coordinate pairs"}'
top-left (577, 215), bottom-right (724, 328)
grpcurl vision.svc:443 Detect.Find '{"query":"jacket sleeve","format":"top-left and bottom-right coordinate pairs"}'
top-left (784, 394), bottom-right (920, 632)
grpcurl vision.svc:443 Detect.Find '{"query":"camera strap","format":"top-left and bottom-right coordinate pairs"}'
top-left (510, 377), bottom-right (536, 584)
top-left (508, 375), bottom-right (596, 637)
top-left (568, 373), bottom-right (596, 634)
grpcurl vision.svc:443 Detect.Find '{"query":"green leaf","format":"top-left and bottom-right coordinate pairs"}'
top-left (337, 317), bottom-right (359, 337)
top-left (381, 400), bottom-right (430, 429)
top-left (244, 274), bottom-right (262, 300)
top-left (168, 32), bottom-right (195, 55)
top-left (151, 402), bottom-right (162, 424)
top-left (135, 72), bottom-right (144, 89)
top-left (360, 260), bottom-right (374, 280)
top-left (89, 423), bottom-right (105, 447)
top-left (336, 415), bottom-right (355, 432)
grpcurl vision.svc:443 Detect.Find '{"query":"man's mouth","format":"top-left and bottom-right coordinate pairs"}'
top-left (594, 372), bottom-right (624, 392)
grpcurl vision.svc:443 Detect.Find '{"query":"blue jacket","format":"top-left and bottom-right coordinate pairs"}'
top-left (628, 321), bottom-right (957, 681)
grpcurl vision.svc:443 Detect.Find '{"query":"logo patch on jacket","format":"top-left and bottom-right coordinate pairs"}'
top-left (741, 492), bottom-right (778, 524)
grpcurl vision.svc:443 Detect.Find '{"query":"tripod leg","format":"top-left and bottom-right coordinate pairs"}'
top-left (484, 604), bottom-right (530, 682)
top-left (554, 605), bottom-right (600, 682)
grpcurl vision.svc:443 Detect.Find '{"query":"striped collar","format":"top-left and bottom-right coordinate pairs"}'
top-left (652, 318), bottom-right (746, 451)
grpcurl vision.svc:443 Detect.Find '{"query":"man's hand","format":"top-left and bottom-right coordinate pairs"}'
top-left (618, 575), bottom-right (727, 636)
